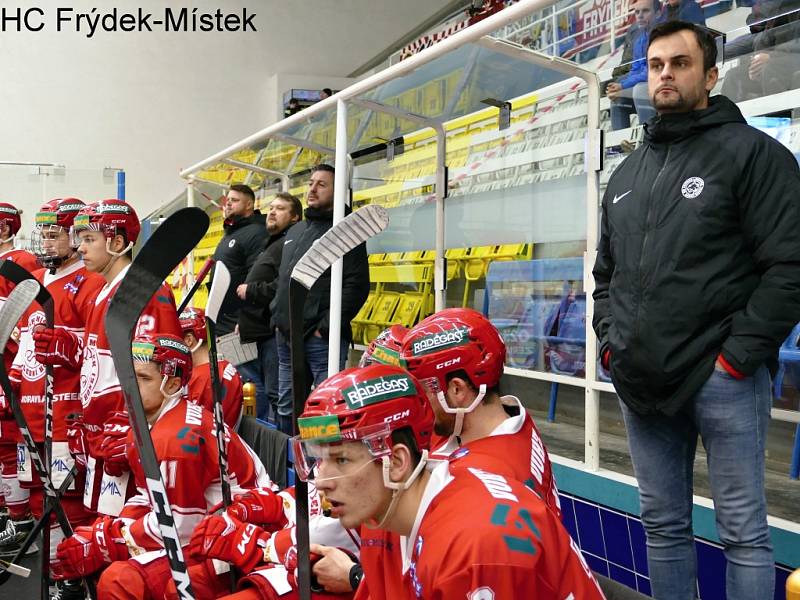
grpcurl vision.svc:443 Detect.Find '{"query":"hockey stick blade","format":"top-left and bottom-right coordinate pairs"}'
top-left (177, 257), bottom-right (215, 314)
top-left (290, 204), bottom-right (388, 289)
top-left (0, 280), bottom-right (40, 353)
top-left (205, 261), bottom-right (230, 323)
top-left (106, 207), bottom-right (209, 600)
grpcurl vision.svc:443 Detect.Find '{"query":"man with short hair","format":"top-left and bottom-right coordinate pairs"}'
top-left (236, 192), bottom-right (302, 429)
top-left (593, 20), bottom-right (800, 599)
top-left (271, 165), bottom-right (370, 429)
top-left (213, 184), bottom-right (269, 418)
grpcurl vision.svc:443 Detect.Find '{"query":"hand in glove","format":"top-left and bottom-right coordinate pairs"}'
top-left (32, 326), bottom-right (81, 369)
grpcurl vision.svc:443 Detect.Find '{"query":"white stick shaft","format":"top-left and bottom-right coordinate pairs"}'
top-left (328, 98), bottom-right (349, 377)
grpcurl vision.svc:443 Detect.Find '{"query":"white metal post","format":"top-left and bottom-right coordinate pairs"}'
top-left (434, 132), bottom-right (447, 312)
top-left (186, 178), bottom-right (196, 299)
top-left (584, 76), bottom-right (602, 472)
top-left (328, 99), bottom-right (349, 377)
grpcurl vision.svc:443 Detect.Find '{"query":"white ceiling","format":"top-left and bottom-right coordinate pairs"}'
top-left (0, 0), bottom-right (456, 229)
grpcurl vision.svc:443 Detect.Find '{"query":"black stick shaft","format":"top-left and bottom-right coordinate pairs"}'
top-left (289, 279), bottom-right (311, 600)
top-left (177, 258), bottom-right (214, 315)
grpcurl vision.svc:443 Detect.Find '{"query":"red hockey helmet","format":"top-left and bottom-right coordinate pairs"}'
top-left (292, 364), bottom-right (434, 483)
top-left (35, 198), bottom-right (85, 231)
top-left (358, 325), bottom-right (408, 367)
top-left (72, 199), bottom-right (141, 245)
top-left (179, 307), bottom-right (207, 342)
top-left (32, 198), bottom-right (86, 268)
top-left (131, 333), bottom-right (193, 387)
top-left (0, 203), bottom-right (22, 237)
top-left (400, 308), bottom-right (506, 396)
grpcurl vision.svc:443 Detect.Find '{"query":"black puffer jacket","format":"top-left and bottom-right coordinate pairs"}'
top-left (212, 211), bottom-right (268, 336)
top-left (271, 206), bottom-right (370, 341)
top-left (593, 95), bottom-right (800, 415)
top-left (238, 230), bottom-right (287, 343)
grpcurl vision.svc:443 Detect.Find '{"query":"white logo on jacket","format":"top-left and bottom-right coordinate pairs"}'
top-left (681, 177), bottom-right (705, 199)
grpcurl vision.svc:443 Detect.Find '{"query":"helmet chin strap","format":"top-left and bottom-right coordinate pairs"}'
top-left (365, 449), bottom-right (429, 530)
top-left (190, 338), bottom-right (204, 353)
top-left (0, 233), bottom-right (14, 245)
top-left (436, 384), bottom-right (486, 440)
top-left (149, 375), bottom-right (182, 424)
top-left (99, 238), bottom-right (133, 276)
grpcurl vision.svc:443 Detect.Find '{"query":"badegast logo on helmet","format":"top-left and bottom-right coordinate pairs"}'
top-left (343, 374), bottom-right (416, 409)
top-left (97, 203), bottom-right (131, 215)
top-left (157, 336), bottom-right (190, 354)
top-left (59, 202), bottom-right (85, 214)
top-left (411, 326), bottom-right (469, 356)
top-left (0, 206), bottom-right (18, 216)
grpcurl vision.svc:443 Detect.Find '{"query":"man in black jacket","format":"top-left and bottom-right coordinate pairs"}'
top-left (236, 192), bottom-right (302, 422)
top-left (593, 21), bottom-right (800, 600)
top-left (270, 164), bottom-right (370, 434)
top-left (212, 183), bottom-right (268, 413)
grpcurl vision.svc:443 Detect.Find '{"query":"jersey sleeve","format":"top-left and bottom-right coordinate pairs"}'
top-left (220, 361), bottom-right (243, 429)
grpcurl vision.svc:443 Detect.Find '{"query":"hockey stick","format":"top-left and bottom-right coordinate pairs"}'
top-left (203, 261), bottom-right (237, 591)
top-left (0, 281), bottom-right (95, 598)
top-left (0, 263), bottom-right (88, 598)
top-left (177, 257), bottom-right (214, 315)
top-left (288, 204), bottom-right (389, 600)
top-left (0, 468), bottom-right (76, 581)
top-left (105, 207), bottom-right (209, 600)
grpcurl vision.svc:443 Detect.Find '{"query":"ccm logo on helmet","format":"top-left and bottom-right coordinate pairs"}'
top-left (436, 357), bottom-right (461, 370)
top-left (384, 410), bottom-right (411, 423)
top-left (412, 327), bottom-right (469, 356)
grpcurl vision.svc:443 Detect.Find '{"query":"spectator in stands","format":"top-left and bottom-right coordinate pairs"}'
top-left (236, 192), bottom-right (302, 424)
top-left (720, 0), bottom-right (800, 101)
top-left (593, 20), bottom-right (800, 600)
top-left (212, 184), bottom-right (269, 412)
top-left (270, 164), bottom-right (370, 434)
top-left (654, 0), bottom-right (705, 24)
top-left (319, 87), bottom-right (333, 100)
top-left (284, 97), bottom-right (301, 118)
top-left (607, 0), bottom-right (659, 129)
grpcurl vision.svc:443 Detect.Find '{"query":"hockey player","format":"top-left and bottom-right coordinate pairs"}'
top-left (293, 365), bottom-right (604, 599)
top-left (2, 199), bottom-right (105, 567)
top-left (401, 308), bottom-right (560, 511)
top-left (357, 324), bottom-right (406, 368)
top-left (179, 306), bottom-right (244, 429)
top-left (52, 333), bottom-right (271, 599)
top-left (31, 199), bottom-right (183, 516)
top-left (322, 309), bottom-right (563, 599)
top-left (0, 201), bottom-right (40, 558)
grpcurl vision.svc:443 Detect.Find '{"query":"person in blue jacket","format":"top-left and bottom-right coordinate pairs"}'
top-left (607, 0), bottom-right (659, 129)
top-left (655, 0), bottom-right (706, 25)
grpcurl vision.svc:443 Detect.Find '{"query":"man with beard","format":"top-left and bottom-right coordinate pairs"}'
top-left (593, 20), bottom-right (800, 600)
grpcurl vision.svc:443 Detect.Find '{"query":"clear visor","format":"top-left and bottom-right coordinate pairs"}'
top-left (69, 223), bottom-right (102, 247)
top-left (290, 421), bottom-right (393, 483)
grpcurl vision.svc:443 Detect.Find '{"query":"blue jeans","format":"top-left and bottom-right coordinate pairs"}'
top-left (275, 330), bottom-right (349, 419)
top-left (260, 335), bottom-right (279, 422)
top-left (620, 365), bottom-right (774, 600)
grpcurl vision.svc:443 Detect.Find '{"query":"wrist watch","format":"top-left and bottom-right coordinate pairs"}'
top-left (348, 562), bottom-right (364, 591)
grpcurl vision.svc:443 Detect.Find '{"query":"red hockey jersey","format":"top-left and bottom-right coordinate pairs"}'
top-left (430, 396), bottom-right (561, 517)
top-left (400, 463), bottom-right (604, 600)
top-left (11, 262), bottom-right (105, 441)
top-left (80, 264), bottom-right (182, 455)
top-left (357, 396), bottom-right (561, 600)
top-left (119, 396), bottom-right (271, 551)
top-left (188, 360), bottom-right (243, 430)
top-left (0, 248), bottom-right (39, 438)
